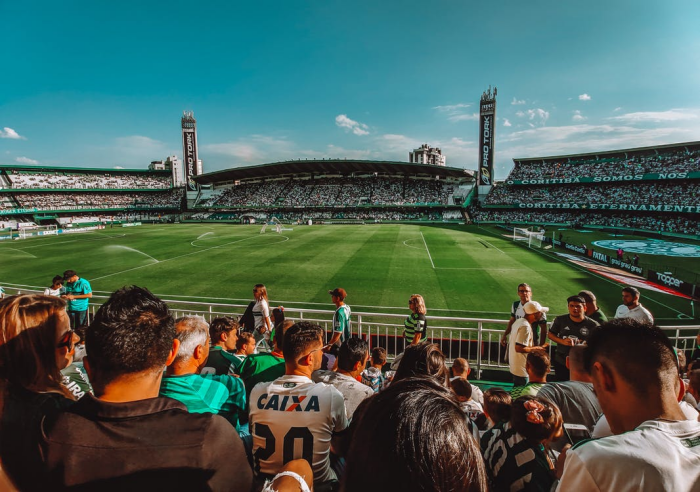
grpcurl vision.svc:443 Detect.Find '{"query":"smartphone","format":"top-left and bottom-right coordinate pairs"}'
top-left (563, 423), bottom-right (591, 446)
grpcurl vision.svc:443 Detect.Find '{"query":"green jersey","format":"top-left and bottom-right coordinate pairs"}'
top-left (236, 352), bottom-right (285, 404)
top-left (202, 346), bottom-right (242, 376)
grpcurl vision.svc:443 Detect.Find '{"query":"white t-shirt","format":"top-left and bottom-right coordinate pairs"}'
top-left (44, 287), bottom-right (62, 297)
top-left (558, 419), bottom-right (700, 492)
top-left (449, 376), bottom-right (484, 405)
top-left (249, 374), bottom-right (348, 485)
top-left (508, 318), bottom-right (533, 377)
top-left (253, 298), bottom-right (271, 331)
top-left (311, 370), bottom-right (374, 419)
top-left (593, 401), bottom-right (700, 438)
top-left (614, 303), bottom-right (654, 324)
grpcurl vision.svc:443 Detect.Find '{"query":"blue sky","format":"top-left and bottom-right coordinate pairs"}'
top-left (1, 0), bottom-right (699, 179)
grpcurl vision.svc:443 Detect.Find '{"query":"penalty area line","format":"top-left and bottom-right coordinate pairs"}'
top-left (420, 231), bottom-right (435, 269)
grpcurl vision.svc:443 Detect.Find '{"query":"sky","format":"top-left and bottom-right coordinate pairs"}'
top-left (1, 0), bottom-right (699, 180)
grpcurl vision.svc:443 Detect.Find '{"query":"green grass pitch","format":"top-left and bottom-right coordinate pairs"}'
top-left (0, 223), bottom-right (696, 323)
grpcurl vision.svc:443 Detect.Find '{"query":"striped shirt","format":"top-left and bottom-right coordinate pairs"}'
top-left (404, 312), bottom-right (426, 343)
top-left (482, 422), bottom-right (556, 492)
top-left (510, 382), bottom-right (546, 399)
top-left (201, 346), bottom-right (242, 376)
top-left (159, 373), bottom-right (246, 431)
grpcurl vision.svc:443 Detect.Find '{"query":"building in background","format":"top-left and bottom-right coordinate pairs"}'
top-left (409, 144), bottom-right (446, 166)
top-left (148, 155), bottom-right (182, 187)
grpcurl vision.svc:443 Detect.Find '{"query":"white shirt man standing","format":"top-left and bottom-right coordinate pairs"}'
top-left (508, 301), bottom-right (549, 386)
top-left (614, 286), bottom-right (653, 324)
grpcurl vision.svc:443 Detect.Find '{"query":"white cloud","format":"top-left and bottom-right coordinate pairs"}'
top-left (433, 103), bottom-right (478, 122)
top-left (15, 156), bottom-right (38, 165)
top-left (579, 93), bottom-right (592, 101)
top-left (503, 118), bottom-right (512, 127)
top-left (613, 107), bottom-right (622, 112)
top-left (515, 111), bottom-right (525, 118)
top-left (0, 127), bottom-right (25, 139)
top-left (572, 110), bottom-right (586, 122)
top-left (335, 114), bottom-right (369, 136)
top-left (114, 166), bottom-right (124, 169)
top-left (608, 109), bottom-right (699, 123)
top-left (516, 108), bottom-right (549, 125)
top-left (511, 97), bottom-right (526, 105)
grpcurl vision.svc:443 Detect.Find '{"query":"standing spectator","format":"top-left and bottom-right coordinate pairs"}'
top-left (327, 287), bottom-right (351, 348)
top-left (252, 284), bottom-right (272, 348)
top-left (613, 286), bottom-right (654, 324)
top-left (633, 254), bottom-right (640, 266)
top-left (557, 320), bottom-right (700, 491)
top-left (450, 357), bottom-right (484, 405)
top-left (43, 275), bottom-right (64, 297)
top-left (548, 296), bottom-right (599, 381)
top-left (509, 301), bottom-right (550, 386)
top-left (0, 295), bottom-right (77, 491)
top-left (578, 290), bottom-right (608, 324)
top-left (501, 283), bottom-right (548, 347)
top-left (483, 396), bottom-right (563, 492)
top-left (312, 337), bottom-right (374, 419)
top-left (61, 269), bottom-right (92, 329)
top-left (361, 346), bottom-right (387, 393)
top-left (249, 321), bottom-right (348, 491)
top-left (159, 316), bottom-right (246, 431)
top-left (42, 286), bottom-right (252, 490)
top-left (343, 377), bottom-right (488, 492)
top-left (511, 350), bottom-right (550, 399)
top-left (201, 316), bottom-right (241, 376)
top-left (537, 345), bottom-right (602, 452)
top-left (404, 294), bottom-right (427, 345)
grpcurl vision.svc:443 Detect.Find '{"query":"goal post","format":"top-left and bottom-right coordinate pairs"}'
top-left (512, 226), bottom-right (544, 248)
top-left (18, 224), bottom-right (58, 239)
top-left (261, 217), bottom-right (293, 234)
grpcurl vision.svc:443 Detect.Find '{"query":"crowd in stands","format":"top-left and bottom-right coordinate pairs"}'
top-left (2, 170), bottom-right (171, 190)
top-left (508, 147), bottom-right (700, 181)
top-left (471, 207), bottom-right (700, 235)
top-left (1, 282), bottom-right (698, 491)
top-left (205, 176), bottom-right (453, 208)
top-left (191, 209), bottom-right (457, 223)
top-left (484, 181), bottom-right (700, 207)
top-left (7, 190), bottom-right (182, 211)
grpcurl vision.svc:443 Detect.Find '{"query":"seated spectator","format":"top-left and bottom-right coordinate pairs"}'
top-left (451, 378), bottom-right (483, 421)
top-left (42, 286), bottom-right (251, 490)
top-left (557, 319), bottom-right (700, 491)
top-left (536, 346), bottom-right (601, 452)
top-left (235, 331), bottom-right (257, 361)
top-left (312, 337), bottom-right (374, 419)
top-left (393, 342), bottom-right (450, 387)
top-left (261, 459), bottom-right (313, 492)
top-left (483, 396), bottom-right (563, 492)
top-left (201, 316), bottom-right (241, 375)
top-left (361, 346), bottom-right (387, 393)
top-left (479, 388), bottom-right (512, 442)
top-left (0, 295), bottom-right (77, 491)
top-left (343, 377), bottom-right (488, 492)
top-left (451, 357), bottom-right (484, 404)
top-left (688, 369), bottom-right (700, 412)
top-left (249, 321), bottom-right (348, 491)
top-left (511, 350), bottom-right (550, 398)
top-left (159, 316), bottom-right (246, 431)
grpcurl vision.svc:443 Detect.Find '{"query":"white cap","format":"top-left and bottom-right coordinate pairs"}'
top-left (523, 301), bottom-right (549, 314)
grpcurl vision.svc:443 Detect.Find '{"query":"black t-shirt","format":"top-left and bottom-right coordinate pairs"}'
top-left (549, 315), bottom-right (599, 364)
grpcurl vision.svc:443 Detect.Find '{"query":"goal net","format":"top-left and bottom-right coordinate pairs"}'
top-left (513, 227), bottom-right (544, 248)
top-left (261, 217), bottom-right (293, 234)
top-left (18, 224), bottom-right (58, 239)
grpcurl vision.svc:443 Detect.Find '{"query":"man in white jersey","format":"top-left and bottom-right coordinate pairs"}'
top-left (250, 321), bottom-right (348, 492)
top-left (556, 319), bottom-right (700, 491)
top-left (613, 286), bottom-right (653, 324)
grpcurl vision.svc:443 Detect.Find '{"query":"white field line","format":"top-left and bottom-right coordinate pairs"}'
top-left (2, 234), bottom-right (128, 250)
top-left (0, 248), bottom-right (37, 258)
top-left (479, 238), bottom-right (506, 254)
top-left (92, 234), bottom-right (289, 282)
top-left (402, 239), bottom-right (423, 250)
top-left (420, 231), bottom-right (436, 269)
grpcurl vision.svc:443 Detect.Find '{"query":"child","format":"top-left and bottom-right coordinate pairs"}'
top-left (361, 346), bottom-right (387, 393)
top-left (451, 378), bottom-right (483, 421)
top-left (478, 387), bottom-right (512, 439)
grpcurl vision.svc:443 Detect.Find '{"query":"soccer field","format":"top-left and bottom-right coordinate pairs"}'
top-left (0, 223), bottom-right (695, 322)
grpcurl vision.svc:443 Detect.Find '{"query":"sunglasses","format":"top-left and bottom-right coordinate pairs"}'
top-left (57, 329), bottom-right (76, 350)
top-left (304, 344), bottom-right (331, 358)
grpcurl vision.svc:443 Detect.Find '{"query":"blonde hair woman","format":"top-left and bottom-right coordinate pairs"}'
top-left (252, 284), bottom-right (272, 348)
top-left (404, 294), bottom-right (427, 345)
top-left (0, 294), bottom-right (79, 490)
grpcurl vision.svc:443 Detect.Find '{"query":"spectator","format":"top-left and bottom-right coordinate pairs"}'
top-left (450, 357), bottom-right (484, 405)
top-left (249, 321), bottom-right (348, 491)
top-left (511, 350), bottom-right (550, 398)
top-left (61, 269), bottom-right (92, 329)
top-left (404, 294), bottom-right (427, 345)
top-left (536, 345), bottom-right (602, 452)
top-left (343, 377), bottom-right (488, 492)
top-left (578, 290), bottom-right (608, 324)
top-left (548, 296), bottom-right (599, 381)
top-left (614, 286), bottom-right (654, 324)
top-left (483, 396), bottom-right (563, 492)
top-left (451, 377), bottom-right (483, 420)
top-left (557, 319), bottom-right (700, 491)
top-left (0, 295), bottom-right (77, 491)
top-left (479, 388), bottom-right (512, 440)
top-left (252, 284), bottom-right (272, 348)
top-left (327, 287), bottom-right (351, 348)
top-left (361, 346), bottom-right (387, 393)
top-left (502, 283), bottom-right (548, 347)
top-left (43, 275), bottom-right (64, 297)
top-left (312, 337), bottom-right (374, 419)
top-left (201, 316), bottom-right (241, 375)
top-left (393, 342), bottom-right (450, 387)
top-left (159, 316), bottom-right (246, 431)
top-left (235, 331), bottom-right (257, 361)
top-left (42, 286), bottom-right (251, 490)
top-left (508, 301), bottom-right (550, 386)
top-left (688, 369), bottom-right (700, 412)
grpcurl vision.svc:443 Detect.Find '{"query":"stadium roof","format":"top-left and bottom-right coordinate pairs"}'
top-left (513, 140), bottom-right (700, 164)
top-left (195, 159), bottom-right (474, 184)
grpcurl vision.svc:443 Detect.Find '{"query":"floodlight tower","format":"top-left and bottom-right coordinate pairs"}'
top-left (181, 111), bottom-right (199, 193)
top-left (477, 86), bottom-right (497, 197)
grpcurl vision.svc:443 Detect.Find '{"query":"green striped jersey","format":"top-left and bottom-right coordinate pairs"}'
top-left (404, 312), bottom-right (426, 343)
top-left (202, 346), bottom-right (242, 376)
top-left (510, 382), bottom-right (546, 399)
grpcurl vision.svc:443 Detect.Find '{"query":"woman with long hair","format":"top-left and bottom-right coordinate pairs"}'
top-left (0, 294), bottom-right (79, 490)
top-left (252, 284), bottom-right (272, 349)
top-left (404, 294), bottom-right (427, 345)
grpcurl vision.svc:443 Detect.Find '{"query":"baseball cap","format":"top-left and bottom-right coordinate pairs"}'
top-left (523, 301), bottom-right (549, 314)
top-left (328, 288), bottom-right (347, 300)
top-left (63, 270), bottom-right (77, 280)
